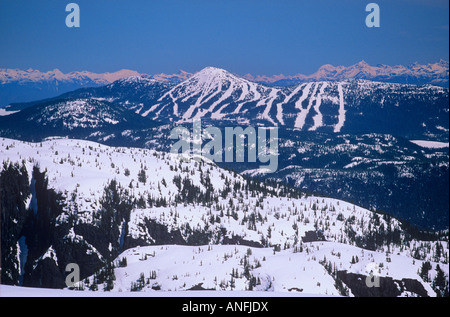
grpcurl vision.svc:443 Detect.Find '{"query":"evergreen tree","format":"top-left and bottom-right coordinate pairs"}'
top-left (137, 168), bottom-right (147, 184)
top-left (433, 264), bottom-right (449, 297)
top-left (99, 180), bottom-right (133, 259)
top-left (419, 261), bottom-right (432, 282)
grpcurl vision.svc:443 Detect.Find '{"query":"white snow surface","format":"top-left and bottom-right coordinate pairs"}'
top-left (0, 137), bottom-right (448, 296)
top-left (410, 140), bottom-right (449, 149)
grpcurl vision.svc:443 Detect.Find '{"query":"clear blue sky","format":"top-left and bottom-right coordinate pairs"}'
top-left (0, 0), bottom-right (448, 75)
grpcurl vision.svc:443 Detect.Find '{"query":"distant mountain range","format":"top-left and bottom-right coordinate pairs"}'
top-left (0, 68), bottom-right (141, 84)
top-left (245, 60), bottom-right (450, 87)
top-left (0, 68), bottom-right (190, 107)
top-left (1, 60), bottom-right (448, 108)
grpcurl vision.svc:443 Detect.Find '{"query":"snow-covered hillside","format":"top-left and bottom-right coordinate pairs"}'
top-left (75, 243), bottom-right (437, 296)
top-left (0, 137), bottom-right (448, 296)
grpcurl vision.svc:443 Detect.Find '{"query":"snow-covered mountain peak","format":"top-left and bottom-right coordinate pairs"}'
top-left (192, 66), bottom-right (241, 84)
top-left (198, 66), bottom-right (228, 74)
top-left (153, 66), bottom-right (272, 122)
top-left (356, 60), bottom-right (370, 67)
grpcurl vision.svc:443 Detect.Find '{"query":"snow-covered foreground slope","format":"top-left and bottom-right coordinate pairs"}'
top-left (77, 243), bottom-right (439, 296)
top-left (0, 241), bottom-right (445, 296)
top-left (0, 284), bottom-right (317, 297)
top-left (0, 137), bottom-right (448, 296)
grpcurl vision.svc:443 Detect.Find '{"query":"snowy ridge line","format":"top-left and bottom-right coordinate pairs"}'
top-left (243, 60), bottom-right (449, 87)
top-left (1, 60), bottom-right (447, 86)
